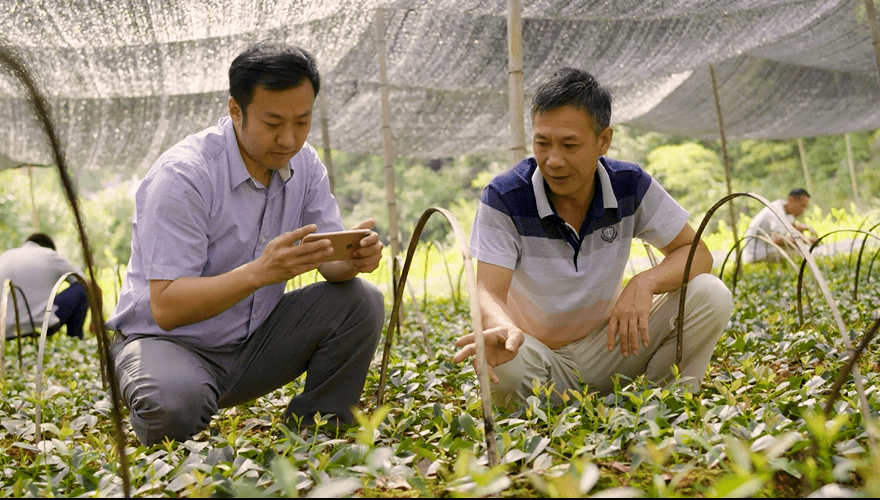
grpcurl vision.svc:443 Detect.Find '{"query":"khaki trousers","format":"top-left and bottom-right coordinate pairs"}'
top-left (491, 273), bottom-right (732, 406)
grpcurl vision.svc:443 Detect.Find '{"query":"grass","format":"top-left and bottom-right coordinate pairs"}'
top-left (1, 249), bottom-right (880, 497)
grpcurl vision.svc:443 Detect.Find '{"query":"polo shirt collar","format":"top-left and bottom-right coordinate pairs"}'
top-left (221, 116), bottom-right (292, 188)
top-left (531, 158), bottom-right (618, 219)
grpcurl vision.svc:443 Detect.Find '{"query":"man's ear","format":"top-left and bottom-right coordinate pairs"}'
top-left (598, 126), bottom-right (613, 155)
top-left (228, 96), bottom-right (242, 126)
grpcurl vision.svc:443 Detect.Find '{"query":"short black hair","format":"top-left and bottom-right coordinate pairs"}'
top-left (228, 41), bottom-right (321, 120)
top-left (531, 67), bottom-right (612, 134)
top-left (789, 188), bottom-right (810, 198)
top-left (26, 233), bottom-right (55, 250)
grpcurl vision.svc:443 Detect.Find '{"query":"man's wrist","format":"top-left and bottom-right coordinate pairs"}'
top-left (629, 271), bottom-right (659, 295)
top-left (236, 260), bottom-right (267, 290)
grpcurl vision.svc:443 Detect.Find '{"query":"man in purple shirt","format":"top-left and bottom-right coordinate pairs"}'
top-left (106, 41), bottom-right (386, 446)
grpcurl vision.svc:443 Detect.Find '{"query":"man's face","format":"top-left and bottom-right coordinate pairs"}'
top-left (532, 105), bottom-right (612, 202)
top-left (786, 194), bottom-right (810, 217)
top-left (229, 82), bottom-right (315, 178)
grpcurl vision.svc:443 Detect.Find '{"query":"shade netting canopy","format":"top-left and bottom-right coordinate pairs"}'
top-left (1, 0), bottom-right (878, 174)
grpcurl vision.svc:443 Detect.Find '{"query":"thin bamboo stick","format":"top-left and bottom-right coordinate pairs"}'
top-left (318, 90), bottom-right (336, 194)
top-left (709, 65), bottom-right (740, 261)
top-left (507, 0), bottom-right (527, 165)
top-left (844, 133), bottom-right (860, 204)
top-left (866, 0), bottom-right (880, 89)
top-left (796, 138), bottom-right (814, 194)
top-left (28, 166), bottom-right (39, 231)
top-left (375, 8), bottom-right (400, 270)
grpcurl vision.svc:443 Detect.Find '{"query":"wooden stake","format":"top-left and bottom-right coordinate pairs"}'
top-left (318, 90), bottom-right (336, 194)
top-left (28, 166), bottom-right (39, 231)
top-left (845, 133), bottom-right (860, 204)
top-left (709, 65), bottom-right (740, 257)
top-left (866, 0), bottom-right (880, 90)
top-left (796, 138), bottom-right (814, 194)
top-left (375, 8), bottom-right (401, 271)
top-left (507, 0), bottom-right (527, 165)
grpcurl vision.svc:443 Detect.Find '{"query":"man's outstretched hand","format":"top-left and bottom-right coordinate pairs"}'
top-left (453, 325), bottom-right (524, 383)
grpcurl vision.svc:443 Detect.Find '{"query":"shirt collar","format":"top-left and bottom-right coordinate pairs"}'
top-left (532, 158), bottom-right (618, 219)
top-left (221, 116), bottom-right (293, 188)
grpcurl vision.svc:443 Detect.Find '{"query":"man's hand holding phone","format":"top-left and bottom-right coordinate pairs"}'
top-left (302, 219), bottom-right (383, 273)
top-left (346, 219), bottom-right (384, 274)
top-left (256, 225), bottom-right (334, 286)
top-left (301, 229), bottom-right (372, 262)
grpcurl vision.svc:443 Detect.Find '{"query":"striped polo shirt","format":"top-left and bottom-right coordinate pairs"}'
top-left (470, 156), bottom-right (689, 346)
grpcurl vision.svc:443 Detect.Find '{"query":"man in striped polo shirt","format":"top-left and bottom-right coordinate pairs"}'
top-left (453, 68), bottom-right (733, 406)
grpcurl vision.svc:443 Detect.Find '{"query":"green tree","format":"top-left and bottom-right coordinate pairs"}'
top-left (644, 142), bottom-right (725, 220)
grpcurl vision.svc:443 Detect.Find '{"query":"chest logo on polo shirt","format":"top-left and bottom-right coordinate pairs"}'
top-left (600, 225), bottom-right (618, 243)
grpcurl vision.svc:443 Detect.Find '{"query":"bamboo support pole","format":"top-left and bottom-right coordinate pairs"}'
top-left (709, 65), bottom-right (740, 259)
top-left (866, 0), bottom-right (880, 90)
top-left (796, 138), bottom-right (814, 194)
top-left (318, 90), bottom-right (336, 194)
top-left (844, 133), bottom-right (860, 204)
top-left (506, 0), bottom-right (527, 165)
top-left (375, 8), bottom-right (401, 274)
top-left (28, 166), bottom-right (39, 231)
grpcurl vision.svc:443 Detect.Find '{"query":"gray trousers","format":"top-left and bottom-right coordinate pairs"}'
top-left (111, 278), bottom-right (385, 446)
top-left (492, 273), bottom-right (733, 406)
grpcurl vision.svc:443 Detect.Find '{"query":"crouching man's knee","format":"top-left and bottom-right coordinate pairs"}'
top-left (685, 273), bottom-right (733, 338)
top-left (336, 277), bottom-right (386, 344)
top-left (127, 379), bottom-right (218, 446)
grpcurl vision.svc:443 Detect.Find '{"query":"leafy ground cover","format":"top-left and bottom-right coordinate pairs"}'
top-left (1, 251), bottom-right (880, 497)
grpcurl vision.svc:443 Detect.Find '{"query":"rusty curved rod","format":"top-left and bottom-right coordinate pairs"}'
top-left (11, 284), bottom-right (39, 368)
top-left (796, 229), bottom-right (880, 325)
top-left (0, 280), bottom-right (13, 381)
top-left (0, 280), bottom-right (30, 378)
top-left (680, 194), bottom-right (798, 364)
top-left (866, 245), bottom-right (880, 293)
top-left (717, 235), bottom-right (747, 292)
top-left (374, 207), bottom-right (498, 466)
top-left (35, 272), bottom-right (84, 444)
top-left (0, 42), bottom-right (130, 494)
top-left (643, 242), bottom-right (659, 268)
top-left (422, 240), bottom-right (435, 310)
top-left (825, 316), bottom-right (880, 418)
top-left (725, 234), bottom-right (815, 325)
top-left (678, 192), bottom-right (871, 439)
top-left (719, 234), bottom-right (800, 293)
top-left (846, 214), bottom-right (872, 269)
top-left (853, 222), bottom-right (880, 301)
top-left (34, 273), bottom-right (108, 443)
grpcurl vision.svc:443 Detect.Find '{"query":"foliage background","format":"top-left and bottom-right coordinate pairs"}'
top-left (1, 120), bottom-right (880, 497)
top-left (3, 127), bottom-right (878, 276)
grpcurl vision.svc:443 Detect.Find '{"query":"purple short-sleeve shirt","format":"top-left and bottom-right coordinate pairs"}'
top-left (106, 116), bottom-right (344, 348)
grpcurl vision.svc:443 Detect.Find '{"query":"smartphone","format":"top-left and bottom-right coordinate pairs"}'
top-left (300, 229), bottom-right (372, 262)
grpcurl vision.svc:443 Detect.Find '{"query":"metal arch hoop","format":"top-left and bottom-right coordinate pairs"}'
top-left (0, 280), bottom-right (40, 380)
top-left (679, 192), bottom-right (872, 442)
top-left (0, 279), bottom-right (19, 380)
top-left (2, 275), bottom-right (111, 446)
top-left (853, 222), bottom-right (880, 301)
top-left (33, 275), bottom-right (110, 446)
top-left (796, 229), bottom-right (880, 326)
top-left (720, 232), bottom-right (818, 324)
top-left (374, 207), bottom-right (498, 466)
top-left (718, 234), bottom-right (800, 293)
top-left (34, 272), bottom-right (81, 444)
